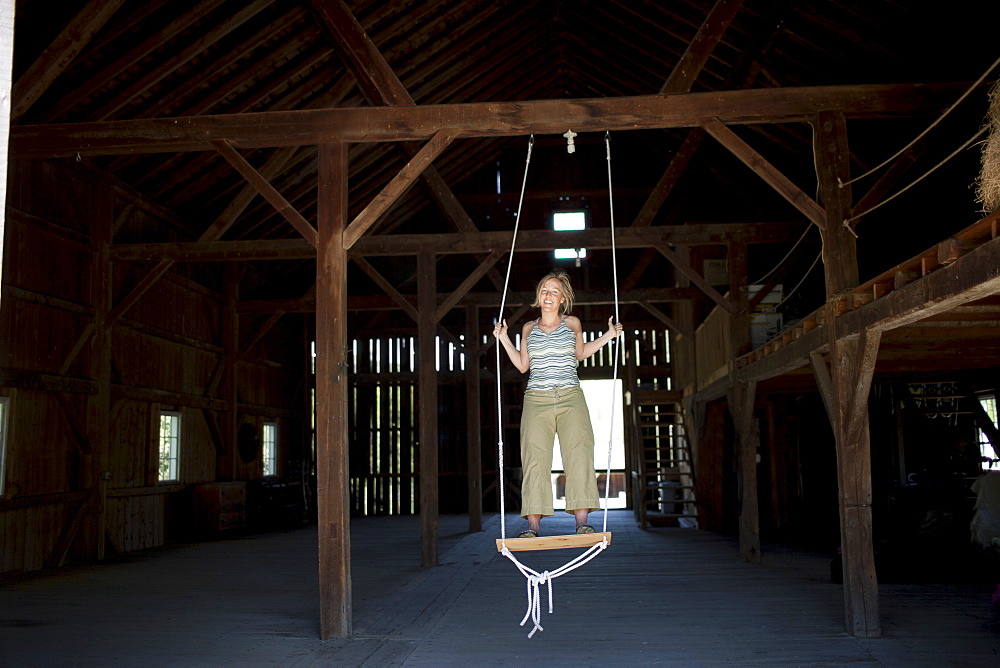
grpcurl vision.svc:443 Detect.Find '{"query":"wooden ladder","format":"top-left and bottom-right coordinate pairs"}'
top-left (630, 388), bottom-right (698, 528)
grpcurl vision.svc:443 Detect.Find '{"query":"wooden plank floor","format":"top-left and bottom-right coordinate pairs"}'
top-left (2, 510), bottom-right (998, 665)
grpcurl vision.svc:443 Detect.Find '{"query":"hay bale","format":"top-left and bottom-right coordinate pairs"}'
top-left (976, 81), bottom-right (1000, 213)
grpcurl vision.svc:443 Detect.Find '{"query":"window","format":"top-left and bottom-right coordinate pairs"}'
top-left (977, 394), bottom-right (998, 472)
top-left (158, 411), bottom-right (181, 482)
top-left (262, 422), bottom-right (278, 477)
top-left (0, 397), bottom-right (9, 496)
top-left (553, 210), bottom-right (587, 263)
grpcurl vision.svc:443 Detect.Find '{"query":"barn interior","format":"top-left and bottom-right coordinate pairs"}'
top-left (1, 0), bottom-right (999, 645)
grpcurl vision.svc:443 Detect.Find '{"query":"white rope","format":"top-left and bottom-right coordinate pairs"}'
top-left (843, 124), bottom-right (989, 225)
top-left (493, 132), bottom-right (620, 636)
top-left (602, 131), bottom-right (621, 534)
top-left (501, 536), bottom-right (609, 637)
top-left (776, 248), bottom-right (822, 310)
top-left (748, 223), bottom-right (813, 287)
top-left (838, 53), bottom-right (1000, 189)
top-left (496, 135), bottom-right (533, 545)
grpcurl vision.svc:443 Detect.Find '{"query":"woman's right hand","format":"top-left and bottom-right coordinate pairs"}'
top-left (492, 319), bottom-right (508, 339)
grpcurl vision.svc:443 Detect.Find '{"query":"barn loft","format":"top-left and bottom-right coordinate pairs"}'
top-left (1, 0), bottom-right (999, 645)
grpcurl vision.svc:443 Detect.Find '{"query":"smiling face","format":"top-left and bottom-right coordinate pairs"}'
top-left (537, 278), bottom-right (565, 313)
top-left (532, 272), bottom-right (574, 314)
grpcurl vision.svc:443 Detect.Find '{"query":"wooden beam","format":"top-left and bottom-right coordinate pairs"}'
top-left (835, 234), bottom-right (1000, 336)
top-left (662, 0), bottom-right (744, 93)
top-left (238, 286), bottom-right (703, 314)
top-left (110, 238), bottom-right (315, 263)
top-left (353, 224), bottom-right (805, 256)
top-left (90, 0), bottom-right (272, 120)
top-left (106, 146), bottom-right (298, 326)
top-left (727, 238), bottom-right (758, 563)
top-left (418, 250), bottom-right (439, 568)
top-left (343, 129), bottom-right (460, 249)
top-left (434, 250), bottom-right (503, 322)
top-left (415, 159), bottom-right (505, 289)
top-left (58, 322), bottom-right (96, 376)
top-left (827, 320), bottom-right (881, 638)
top-left (809, 351), bottom-right (836, 422)
top-left (55, 392), bottom-right (91, 455)
top-left (216, 266), bottom-right (239, 477)
top-left (109, 222), bottom-right (805, 262)
top-left (632, 130), bottom-right (705, 228)
top-left (111, 384), bottom-right (229, 412)
top-left (465, 306), bottom-right (483, 533)
top-left (656, 243), bottom-right (732, 312)
top-left (728, 380), bottom-right (759, 563)
top-left (46, 497), bottom-right (92, 569)
top-left (88, 181), bottom-right (114, 562)
top-left (702, 118), bottom-right (828, 230)
top-left (312, 0), bottom-right (411, 106)
top-left (0, 369), bottom-right (96, 394)
top-left (350, 255), bottom-right (419, 322)
top-left (11, 83), bottom-right (969, 157)
top-left (843, 327), bottom-right (881, 449)
top-left (34, 0), bottom-right (229, 123)
top-left (11, 0), bottom-right (125, 120)
top-left (638, 300), bottom-right (692, 339)
top-left (316, 142), bottom-right (352, 639)
top-left (314, 0), bottom-right (504, 287)
top-left (629, 0), bottom-right (742, 225)
top-left (814, 111), bottom-right (859, 295)
top-left (212, 140), bottom-right (318, 247)
top-left (725, 218), bottom-right (1000, 394)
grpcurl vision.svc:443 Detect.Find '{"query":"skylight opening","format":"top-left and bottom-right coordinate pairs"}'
top-left (553, 210), bottom-right (587, 264)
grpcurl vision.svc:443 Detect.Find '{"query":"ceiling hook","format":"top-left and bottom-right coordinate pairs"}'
top-left (563, 129), bottom-right (577, 154)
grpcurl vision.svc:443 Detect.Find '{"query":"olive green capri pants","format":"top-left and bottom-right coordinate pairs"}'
top-left (519, 385), bottom-right (600, 518)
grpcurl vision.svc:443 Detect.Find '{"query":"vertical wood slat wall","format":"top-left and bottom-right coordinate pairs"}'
top-left (346, 325), bottom-right (669, 519)
top-left (0, 158), bottom-right (306, 574)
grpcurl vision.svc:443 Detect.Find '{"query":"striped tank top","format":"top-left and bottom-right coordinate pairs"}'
top-left (526, 318), bottom-right (580, 391)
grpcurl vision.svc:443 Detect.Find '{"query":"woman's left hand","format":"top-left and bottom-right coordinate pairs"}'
top-left (606, 317), bottom-right (623, 339)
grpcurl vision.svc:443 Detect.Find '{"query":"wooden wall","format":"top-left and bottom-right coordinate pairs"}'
top-left (0, 158), bottom-right (307, 574)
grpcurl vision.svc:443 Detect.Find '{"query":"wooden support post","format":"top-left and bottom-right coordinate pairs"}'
top-left (827, 325), bottom-right (882, 637)
top-left (727, 240), bottom-right (759, 562)
top-left (316, 142), bottom-right (351, 639)
top-left (815, 111), bottom-right (859, 295)
top-left (218, 265), bottom-right (239, 480)
top-left (728, 381), bottom-right (760, 562)
top-left (815, 111), bottom-right (879, 637)
top-left (418, 251), bottom-right (439, 567)
top-left (465, 306), bottom-right (483, 533)
top-left (87, 180), bottom-right (113, 561)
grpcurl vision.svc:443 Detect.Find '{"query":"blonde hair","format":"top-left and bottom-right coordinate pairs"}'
top-left (532, 271), bottom-right (574, 315)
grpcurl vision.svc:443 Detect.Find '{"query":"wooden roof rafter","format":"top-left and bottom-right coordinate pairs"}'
top-left (11, 0), bottom-right (126, 121)
top-left (91, 0), bottom-right (276, 121)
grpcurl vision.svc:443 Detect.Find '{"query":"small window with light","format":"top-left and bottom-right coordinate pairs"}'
top-left (158, 411), bottom-right (181, 483)
top-left (262, 422), bottom-right (278, 477)
top-left (553, 210), bottom-right (587, 263)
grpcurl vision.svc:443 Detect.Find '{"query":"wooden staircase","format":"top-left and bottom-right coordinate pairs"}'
top-left (631, 389), bottom-right (698, 527)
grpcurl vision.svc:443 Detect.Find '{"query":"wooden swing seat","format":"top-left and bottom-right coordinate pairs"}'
top-left (496, 531), bottom-right (612, 552)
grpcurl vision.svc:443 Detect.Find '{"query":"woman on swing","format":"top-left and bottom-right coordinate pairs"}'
top-left (493, 271), bottom-right (623, 538)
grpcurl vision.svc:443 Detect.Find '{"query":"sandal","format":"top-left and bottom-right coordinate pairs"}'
top-left (575, 524), bottom-right (596, 534)
top-left (518, 529), bottom-right (538, 538)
